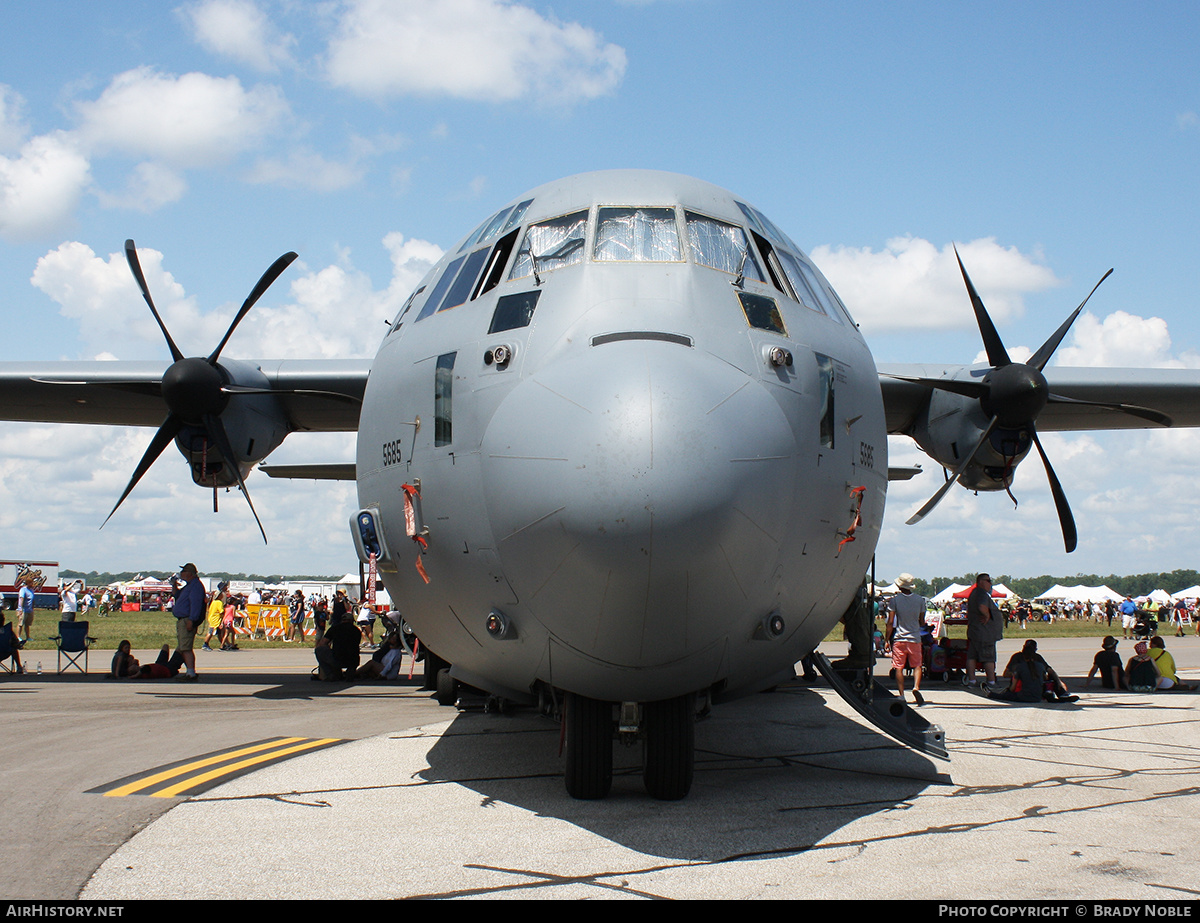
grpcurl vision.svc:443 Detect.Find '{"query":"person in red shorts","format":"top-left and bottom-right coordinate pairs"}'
top-left (885, 573), bottom-right (927, 706)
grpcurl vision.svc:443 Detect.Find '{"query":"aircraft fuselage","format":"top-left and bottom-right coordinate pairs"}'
top-left (355, 171), bottom-right (887, 710)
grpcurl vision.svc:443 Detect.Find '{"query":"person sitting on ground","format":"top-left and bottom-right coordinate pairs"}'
top-left (1126, 641), bottom-right (1162, 692)
top-left (313, 618), bottom-right (362, 681)
top-left (110, 639), bottom-right (141, 678)
top-left (355, 632), bottom-right (407, 680)
top-left (991, 639), bottom-right (1079, 703)
top-left (1086, 636), bottom-right (1127, 690)
top-left (109, 642), bottom-right (182, 679)
top-left (0, 611), bottom-right (25, 674)
top-left (1146, 636), bottom-right (1197, 691)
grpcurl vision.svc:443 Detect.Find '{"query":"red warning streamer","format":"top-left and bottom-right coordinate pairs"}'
top-left (838, 486), bottom-right (867, 550)
top-left (401, 483), bottom-right (430, 584)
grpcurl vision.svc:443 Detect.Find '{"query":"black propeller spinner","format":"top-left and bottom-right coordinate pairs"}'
top-left (900, 248), bottom-right (1171, 553)
top-left (102, 240), bottom-right (299, 543)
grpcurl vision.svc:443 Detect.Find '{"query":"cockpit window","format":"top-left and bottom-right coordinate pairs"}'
top-left (735, 201), bottom-right (795, 253)
top-left (458, 198), bottom-right (534, 253)
top-left (435, 246), bottom-right (491, 314)
top-left (387, 284), bottom-right (426, 335)
top-left (737, 291), bottom-right (787, 336)
top-left (508, 210), bottom-right (589, 281)
top-left (488, 290), bottom-right (540, 333)
top-left (501, 199), bottom-right (533, 233)
top-left (593, 207), bottom-right (682, 262)
top-left (685, 211), bottom-right (764, 280)
top-left (777, 250), bottom-right (842, 325)
top-left (415, 253), bottom-right (467, 322)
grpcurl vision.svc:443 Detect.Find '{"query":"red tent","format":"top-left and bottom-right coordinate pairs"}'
top-left (952, 583), bottom-right (1007, 599)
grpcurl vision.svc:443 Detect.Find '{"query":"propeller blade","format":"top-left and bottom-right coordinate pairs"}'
top-left (907, 414), bottom-right (999, 525)
top-left (1046, 392), bottom-right (1172, 427)
top-left (125, 240), bottom-right (184, 363)
top-left (1030, 428), bottom-right (1077, 553)
top-left (207, 251), bottom-right (298, 364)
top-left (202, 413), bottom-right (268, 544)
top-left (102, 413), bottom-right (184, 530)
top-left (1028, 269), bottom-right (1113, 371)
top-left (955, 246), bottom-right (1010, 368)
top-left (881, 373), bottom-right (988, 400)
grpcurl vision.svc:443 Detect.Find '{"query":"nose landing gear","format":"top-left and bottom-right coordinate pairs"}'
top-left (561, 691), bottom-right (697, 800)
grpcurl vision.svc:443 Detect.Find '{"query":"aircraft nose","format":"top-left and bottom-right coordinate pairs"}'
top-left (480, 340), bottom-right (799, 678)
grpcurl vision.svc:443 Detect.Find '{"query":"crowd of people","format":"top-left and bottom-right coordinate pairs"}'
top-left (89, 563), bottom-right (405, 684)
top-left (875, 572), bottom-right (1197, 706)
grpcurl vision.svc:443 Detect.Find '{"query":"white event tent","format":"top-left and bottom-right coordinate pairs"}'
top-left (1036, 584), bottom-right (1124, 603)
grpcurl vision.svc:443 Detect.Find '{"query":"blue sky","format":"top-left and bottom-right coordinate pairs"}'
top-left (1, 0), bottom-right (1199, 585)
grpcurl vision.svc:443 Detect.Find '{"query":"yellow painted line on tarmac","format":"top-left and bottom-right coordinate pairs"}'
top-left (151, 737), bottom-right (341, 798)
top-left (93, 736), bottom-right (346, 798)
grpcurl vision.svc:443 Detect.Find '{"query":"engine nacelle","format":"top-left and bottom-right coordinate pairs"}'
top-left (173, 358), bottom-right (289, 488)
top-left (909, 388), bottom-right (1033, 492)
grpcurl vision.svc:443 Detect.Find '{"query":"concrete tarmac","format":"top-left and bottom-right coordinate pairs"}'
top-left (4, 636), bottom-right (1199, 900)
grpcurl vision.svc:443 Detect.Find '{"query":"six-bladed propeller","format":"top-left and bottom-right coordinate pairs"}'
top-left (897, 249), bottom-right (1172, 553)
top-left (102, 240), bottom-right (298, 543)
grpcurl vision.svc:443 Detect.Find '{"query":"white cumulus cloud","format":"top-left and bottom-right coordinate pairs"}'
top-left (179, 0), bottom-right (296, 72)
top-left (324, 0), bottom-right (626, 103)
top-left (0, 132), bottom-right (91, 241)
top-left (75, 67), bottom-right (289, 169)
top-left (811, 236), bottom-right (1060, 334)
top-left (29, 231), bottom-right (443, 362)
top-left (1054, 310), bottom-right (1200, 369)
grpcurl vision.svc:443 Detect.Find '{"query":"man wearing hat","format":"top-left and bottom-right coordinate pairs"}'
top-left (169, 563), bottom-right (204, 681)
top-left (885, 573), bottom-right (927, 706)
top-left (1086, 636), bottom-right (1126, 690)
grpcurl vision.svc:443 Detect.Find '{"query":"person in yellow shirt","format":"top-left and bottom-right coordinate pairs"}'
top-left (1147, 636), bottom-right (1197, 691)
top-left (202, 586), bottom-right (227, 652)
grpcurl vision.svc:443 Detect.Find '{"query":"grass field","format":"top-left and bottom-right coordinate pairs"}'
top-left (8, 608), bottom-right (322, 652)
top-left (10, 607), bottom-right (1190, 654)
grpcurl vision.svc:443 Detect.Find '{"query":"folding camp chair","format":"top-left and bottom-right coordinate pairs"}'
top-left (0, 624), bottom-right (18, 673)
top-left (50, 620), bottom-right (95, 673)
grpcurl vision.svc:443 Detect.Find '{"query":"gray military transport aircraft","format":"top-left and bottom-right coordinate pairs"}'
top-left (4, 170), bottom-right (1199, 800)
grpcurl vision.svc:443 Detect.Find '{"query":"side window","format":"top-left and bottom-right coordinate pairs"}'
top-left (750, 230), bottom-right (799, 303)
top-left (816, 353), bottom-right (835, 449)
top-left (474, 228), bottom-right (520, 299)
top-left (508, 210), bottom-right (589, 281)
top-left (415, 255), bottom-right (466, 322)
top-left (777, 250), bottom-right (838, 323)
top-left (593, 207), bottom-right (681, 261)
top-left (489, 291), bottom-right (541, 334)
top-left (435, 247), bottom-right (490, 314)
top-left (435, 352), bottom-right (456, 447)
top-left (387, 285), bottom-right (425, 335)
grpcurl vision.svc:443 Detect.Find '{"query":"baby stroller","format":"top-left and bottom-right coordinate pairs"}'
top-left (1133, 610), bottom-right (1157, 641)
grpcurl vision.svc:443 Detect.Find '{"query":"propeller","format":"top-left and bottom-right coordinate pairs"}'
top-left (101, 240), bottom-right (299, 543)
top-left (901, 249), bottom-right (1171, 552)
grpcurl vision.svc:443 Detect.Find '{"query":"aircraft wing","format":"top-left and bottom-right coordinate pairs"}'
top-left (0, 359), bottom-right (370, 431)
top-left (879, 364), bottom-right (1200, 434)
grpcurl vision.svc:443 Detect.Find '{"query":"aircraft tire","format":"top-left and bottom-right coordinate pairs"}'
top-left (643, 693), bottom-right (695, 800)
top-left (435, 667), bottom-right (458, 706)
top-left (564, 693), bottom-right (613, 800)
top-left (423, 651), bottom-right (448, 690)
